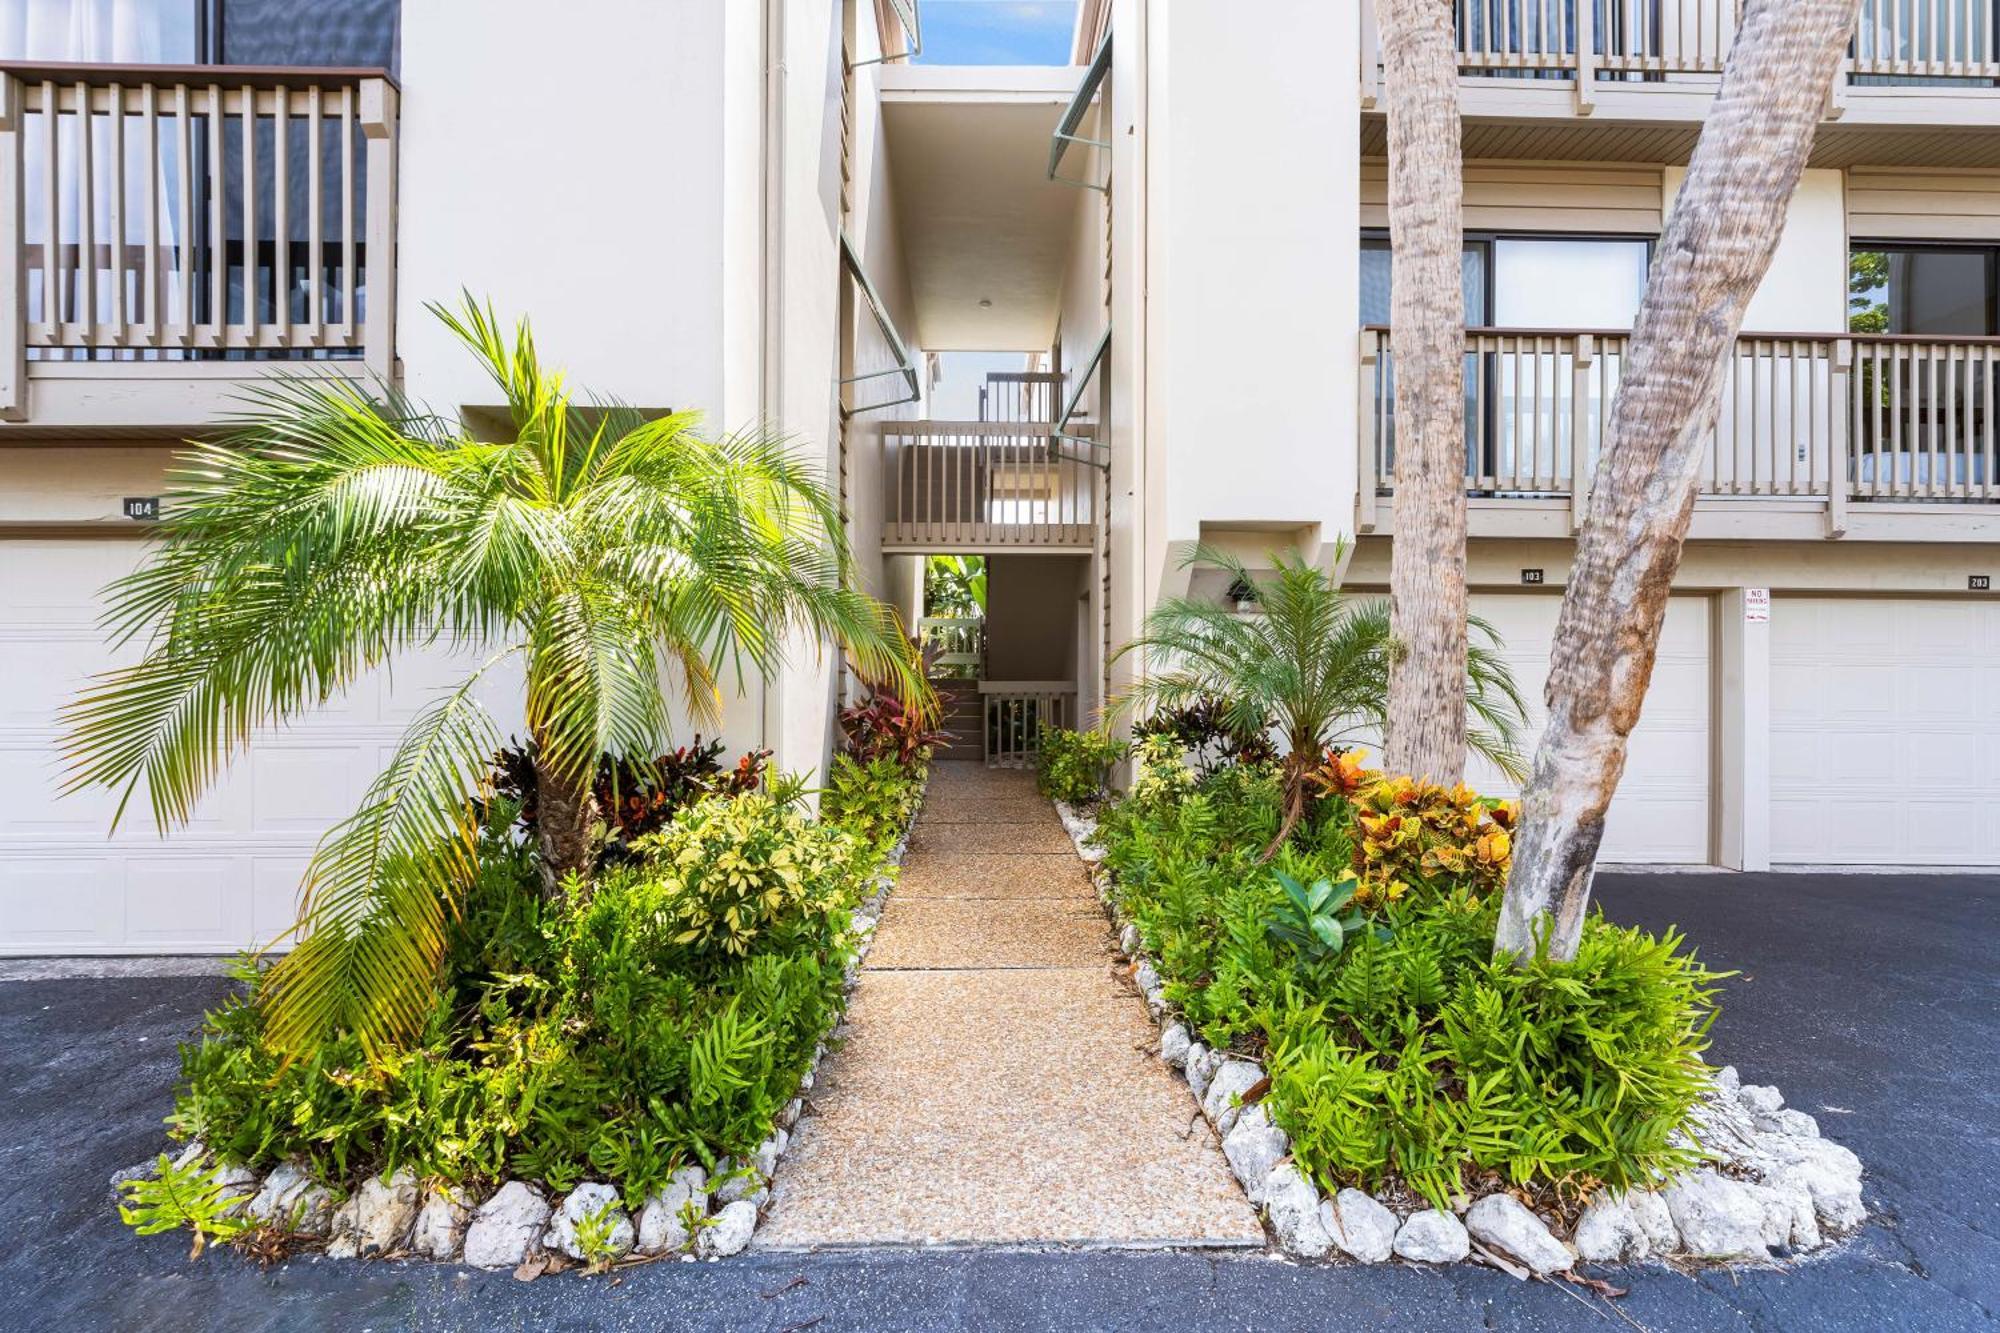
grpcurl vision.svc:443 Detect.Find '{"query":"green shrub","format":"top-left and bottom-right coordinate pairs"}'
top-left (168, 789), bottom-right (887, 1212)
top-left (1095, 763), bottom-right (1725, 1211)
top-left (822, 753), bottom-right (927, 855)
top-left (117, 1153), bottom-right (256, 1259)
top-left (1034, 728), bottom-right (1127, 803)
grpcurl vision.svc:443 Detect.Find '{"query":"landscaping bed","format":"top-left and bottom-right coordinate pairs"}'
top-left (1044, 738), bottom-right (1867, 1275)
top-left (111, 751), bottom-right (928, 1274)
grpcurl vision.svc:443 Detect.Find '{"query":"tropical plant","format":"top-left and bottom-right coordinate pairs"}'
top-left (1110, 543), bottom-right (1525, 854)
top-left (839, 688), bottom-right (949, 767)
top-left (117, 1153), bottom-right (256, 1259)
top-left (1266, 869), bottom-right (1374, 965)
top-left (490, 736), bottom-right (769, 866)
top-left (58, 295), bottom-right (924, 1058)
top-left (1034, 727), bottom-right (1127, 804)
top-left (924, 554), bottom-right (987, 618)
top-left (821, 753), bottom-right (926, 856)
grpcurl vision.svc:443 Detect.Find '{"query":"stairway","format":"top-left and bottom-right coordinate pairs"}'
top-left (931, 679), bottom-right (983, 760)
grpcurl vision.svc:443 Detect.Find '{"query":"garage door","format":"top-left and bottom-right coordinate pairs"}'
top-left (0, 538), bottom-right (521, 955)
top-left (1772, 597), bottom-right (2000, 865)
top-left (1465, 593), bottom-right (1713, 864)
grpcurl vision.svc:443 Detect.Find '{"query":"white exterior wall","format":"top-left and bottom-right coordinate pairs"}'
top-left (1145, 0), bottom-right (1358, 569)
top-left (1665, 166), bottom-right (1848, 333)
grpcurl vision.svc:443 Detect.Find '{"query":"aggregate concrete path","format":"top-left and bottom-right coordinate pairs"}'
top-left (753, 762), bottom-right (1264, 1249)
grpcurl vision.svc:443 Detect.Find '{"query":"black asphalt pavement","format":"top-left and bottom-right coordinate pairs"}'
top-left (2, 872), bottom-right (1994, 1331)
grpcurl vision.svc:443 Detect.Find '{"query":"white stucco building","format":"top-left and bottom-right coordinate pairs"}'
top-left (4, 0), bottom-right (1999, 952)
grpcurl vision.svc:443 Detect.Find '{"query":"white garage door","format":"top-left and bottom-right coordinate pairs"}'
top-left (1466, 593), bottom-right (1713, 864)
top-left (0, 538), bottom-right (521, 955)
top-left (1772, 597), bottom-right (2000, 865)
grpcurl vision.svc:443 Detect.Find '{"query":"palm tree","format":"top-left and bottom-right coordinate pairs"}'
top-left (1110, 544), bottom-right (1524, 854)
top-left (59, 295), bottom-right (924, 1057)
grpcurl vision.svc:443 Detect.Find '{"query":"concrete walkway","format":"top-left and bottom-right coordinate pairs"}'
top-left (755, 762), bottom-right (1263, 1249)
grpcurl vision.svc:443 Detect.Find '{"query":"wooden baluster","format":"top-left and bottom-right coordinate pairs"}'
top-left (340, 85), bottom-right (355, 344)
top-left (106, 81), bottom-right (124, 345)
top-left (0, 75), bottom-right (24, 419)
top-left (41, 81), bottom-right (57, 338)
top-left (1829, 337), bottom-right (1850, 536)
top-left (1571, 333), bottom-right (1593, 527)
top-left (241, 83), bottom-right (256, 346)
top-left (360, 77), bottom-right (397, 379)
top-left (142, 83), bottom-right (158, 345)
top-left (273, 83), bottom-right (289, 346)
top-left (174, 84), bottom-right (191, 344)
top-left (206, 82), bottom-right (223, 344)
top-left (307, 84), bottom-right (322, 345)
top-left (75, 82), bottom-right (94, 346)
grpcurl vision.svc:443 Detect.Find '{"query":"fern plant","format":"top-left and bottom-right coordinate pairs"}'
top-left (118, 1154), bottom-right (256, 1259)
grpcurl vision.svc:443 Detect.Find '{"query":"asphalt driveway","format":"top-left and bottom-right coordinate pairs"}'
top-left (1, 871), bottom-right (1994, 1331)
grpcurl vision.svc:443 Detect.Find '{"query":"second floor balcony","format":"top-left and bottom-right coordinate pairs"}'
top-left (1359, 326), bottom-right (2000, 541)
top-left (1361, 1), bottom-right (2000, 164)
top-left (0, 62), bottom-right (398, 433)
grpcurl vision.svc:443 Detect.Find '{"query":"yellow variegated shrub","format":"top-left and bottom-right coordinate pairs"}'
top-left (1309, 750), bottom-right (1517, 901)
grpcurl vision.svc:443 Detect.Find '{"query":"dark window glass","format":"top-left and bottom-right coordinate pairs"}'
top-left (1849, 247), bottom-right (1996, 335)
top-left (219, 0), bottom-right (398, 70)
top-left (1358, 238), bottom-right (1488, 325)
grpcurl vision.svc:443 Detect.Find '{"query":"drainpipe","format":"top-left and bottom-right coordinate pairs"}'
top-left (757, 0), bottom-right (786, 755)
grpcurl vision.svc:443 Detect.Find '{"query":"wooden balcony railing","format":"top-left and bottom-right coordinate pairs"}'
top-left (1360, 1), bottom-right (2000, 109)
top-left (981, 681), bottom-right (1076, 767)
top-left (881, 420), bottom-right (1098, 550)
top-left (1, 63), bottom-right (398, 424)
top-left (1358, 327), bottom-right (2000, 531)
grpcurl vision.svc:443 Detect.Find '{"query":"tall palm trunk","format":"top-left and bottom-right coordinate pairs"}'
top-left (1495, 0), bottom-right (1860, 963)
top-left (1379, 0), bottom-right (1469, 785)
top-left (533, 753), bottom-right (599, 897)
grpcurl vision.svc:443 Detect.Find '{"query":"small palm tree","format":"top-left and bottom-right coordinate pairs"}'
top-left (59, 296), bottom-right (924, 1057)
top-left (1110, 544), bottom-right (1525, 852)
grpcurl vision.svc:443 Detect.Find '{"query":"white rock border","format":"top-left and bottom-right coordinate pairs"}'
top-left (1053, 797), bottom-right (1869, 1274)
top-left (112, 777), bottom-right (929, 1272)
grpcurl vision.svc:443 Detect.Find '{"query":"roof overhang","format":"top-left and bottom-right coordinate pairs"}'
top-left (879, 65), bottom-right (1086, 351)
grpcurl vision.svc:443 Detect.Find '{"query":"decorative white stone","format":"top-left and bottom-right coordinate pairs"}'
top-left (1184, 1043), bottom-right (1218, 1100)
top-left (1134, 961), bottom-right (1162, 1000)
top-left (244, 1162), bottom-right (333, 1236)
top-left (755, 1135), bottom-right (782, 1179)
top-left (1465, 1193), bottom-right (1574, 1274)
top-left (210, 1163), bottom-right (260, 1218)
top-left (1393, 1209), bottom-right (1471, 1264)
top-left (1627, 1189), bottom-right (1679, 1255)
top-left (1761, 1107), bottom-right (1821, 1140)
top-left (410, 1184), bottom-right (475, 1261)
top-left (1755, 1134), bottom-right (1865, 1232)
top-left (713, 1157), bottom-right (765, 1205)
top-left (1158, 1020), bottom-right (1191, 1069)
top-left (1262, 1164), bottom-right (1332, 1259)
top-left (546, 1182), bottom-right (635, 1262)
top-left (1323, 1188), bottom-right (1397, 1264)
top-left (636, 1166), bottom-right (709, 1255)
top-left (697, 1199), bottom-right (757, 1258)
top-left (325, 1170), bottom-right (418, 1258)
top-left (1120, 923), bottom-right (1141, 955)
top-left (1663, 1170), bottom-right (1777, 1260)
top-left (462, 1182), bottom-right (552, 1270)
top-left (778, 1098), bottom-right (804, 1131)
top-left (1202, 1058), bottom-right (1265, 1135)
top-left (1222, 1118), bottom-right (1290, 1205)
top-left (1738, 1084), bottom-right (1784, 1116)
top-left (1573, 1191), bottom-right (1649, 1263)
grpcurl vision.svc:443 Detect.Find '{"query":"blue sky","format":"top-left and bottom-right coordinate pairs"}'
top-left (915, 1), bottom-right (1078, 65)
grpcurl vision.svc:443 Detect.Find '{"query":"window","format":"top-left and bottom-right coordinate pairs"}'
top-left (1849, 245), bottom-right (1997, 335)
top-left (1, 0), bottom-right (199, 62)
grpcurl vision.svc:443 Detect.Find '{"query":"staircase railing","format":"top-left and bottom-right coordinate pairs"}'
top-left (980, 681), bottom-right (1076, 767)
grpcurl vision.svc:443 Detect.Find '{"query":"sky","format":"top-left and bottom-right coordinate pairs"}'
top-left (913, 0), bottom-right (1079, 65)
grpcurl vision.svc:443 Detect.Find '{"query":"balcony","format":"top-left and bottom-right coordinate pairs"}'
top-left (1359, 1), bottom-right (2000, 168)
top-left (0, 63), bottom-right (398, 433)
top-left (880, 419), bottom-right (1098, 552)
top-left (1358, 327), bottom-right (2000, 542)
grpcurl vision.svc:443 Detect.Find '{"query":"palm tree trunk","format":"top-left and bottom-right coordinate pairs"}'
top-left (533, 755), bottom-right (599, 898)
top-left (1379, 0), bottom-right (1469, 785)
top-left (1495, 0), bottom-right (1860, 963)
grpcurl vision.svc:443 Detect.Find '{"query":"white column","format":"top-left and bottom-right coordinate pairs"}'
top-left (1716, 587), bottom-right (1772, 871)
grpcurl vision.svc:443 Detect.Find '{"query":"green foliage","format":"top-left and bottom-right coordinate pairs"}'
top-left (924, 555), bottom-right (987, 618)
top-left (1096, 765), bottom-right (1725, 1211)
top-left (118, 1153), bottom-right (255, 1258)
top-left (59, 294), bottom-right (925, 1059)
top-left (1129, 734), bottom-right (1199, 810)
top-left (822, 753), bottom-right (927, 857)
top-left (574, 1199), bottom-right (625, 1271)
top-left (630, 792), bottom-right (871, 961)
top-left (1267, 870), bottom-right (1375, 964)
top-left (1034, 728), bottom-right (1127, 804)
top-left (1109, 543), bottom-right (1527, 820)
top-left (170, 787), bottom-right (892, 1211)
